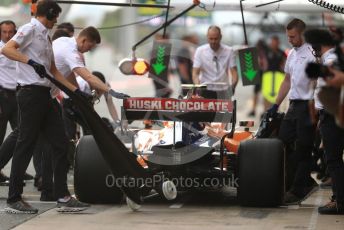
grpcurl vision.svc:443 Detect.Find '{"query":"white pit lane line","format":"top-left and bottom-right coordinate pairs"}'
top-left (169, 203), bottom-right (184, 209)
top-left (307, 190), bottom-right (324, 230)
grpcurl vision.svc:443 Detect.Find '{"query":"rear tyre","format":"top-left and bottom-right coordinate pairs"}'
top-left (238, 138), bottom-right (284, 207)
top-left (74, 135), bottom-right (123, 204)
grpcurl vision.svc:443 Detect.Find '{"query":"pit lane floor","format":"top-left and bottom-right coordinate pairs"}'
top-left (1, 176), bottom-right (343, 230)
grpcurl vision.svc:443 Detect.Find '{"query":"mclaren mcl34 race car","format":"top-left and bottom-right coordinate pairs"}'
top-left (73, 86), bottom-right (285, 211)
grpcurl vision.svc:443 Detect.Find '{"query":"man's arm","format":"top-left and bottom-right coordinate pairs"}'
top-left (275, 73), bottom-right (291, 105)
top-left (104, 83), bottom-right (119, 121)
top-left (50, 62), bottom-right (78, 92)
top-left (2, 40), bottom-right (29, 63)
top-left (192, 67), bottom-right (201, 84)
top-left (74, 67), bottom-right (110, 93)
top-left (229, 66), bottom-right (238, 90)
top-left (65, 72), bottom-right (79, 88)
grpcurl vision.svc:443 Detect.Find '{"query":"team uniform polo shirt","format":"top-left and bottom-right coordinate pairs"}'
top-left (11, 18), bottom-right (54, 87)
top-left (314, 48), bottom-right (337, 110)
top-left (0, 41), bottom-right (17, 90)
top-left (53, 37), bottom-right (85, 99)
top-left (52, 36), bottom-right (85, 78)
top-left (76, 76), bottom-right (92, 95)
top-left (284, 43), bottom-right (316, 100)
top-left (193, 44), bottom-right (236, 91)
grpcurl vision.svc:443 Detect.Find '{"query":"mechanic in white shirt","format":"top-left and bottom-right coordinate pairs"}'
top-left (1, 0), bottom-right (88, 214)
top-left (267, 18), bottom-right (317, 205)
top-left (0, 20), bottom-right (35, 185)
top-left (53, 27), bottom-right (109, 93)
top-left (53, 27), bottom-right (128, 135)
top-left (192, 25), bottom-right (238, 99)
top-left (304, 29), bottom-right (344, 215)
top-left (0, 20), bottom-right (17, 144)
top-left (0, 20), bottom-right (18, 184)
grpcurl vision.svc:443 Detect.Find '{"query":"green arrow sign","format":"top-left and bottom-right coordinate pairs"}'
top-left (152, 46), bottom-right (167, 75)
top-left (243, 52), bottom-right (257, 81)
top-left (237, 47), bottom-right (260, 86)
top-left (149, 41), bottom-right (172, 91)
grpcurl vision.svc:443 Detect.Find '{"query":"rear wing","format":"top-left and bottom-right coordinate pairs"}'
top-left (122, 97), bottom-right (235, 123)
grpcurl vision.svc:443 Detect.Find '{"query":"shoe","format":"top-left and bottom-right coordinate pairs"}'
top-left (303, 181), bottom-right (319, 198)
top-left (320, 177), bottom-right (332, 188)
top-left (23, 172), bottom-right (34, 181)
top-left (318, 201), bottom-right (344, 215)
top-left (284, 191), bottom-right (303, 205)
top-left (56, 197), bottom-right (90, 212)
top-left (5, 200), bottom-right (38, 214)
top-left (40, 191), bottom-right (56, 202)
top-left (284, 182), bottom-right (319, 205)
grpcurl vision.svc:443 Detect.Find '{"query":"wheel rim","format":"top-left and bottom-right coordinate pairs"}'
top-left (162, 181), bottom-right (177, 200)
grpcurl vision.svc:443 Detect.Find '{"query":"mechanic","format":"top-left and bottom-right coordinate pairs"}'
top-left (192, 25), bottom-right (238, 99)
top-left (305, 29), bottom-right (344, 214)
top-left (1, 0), bottom-right (89, 213)
top-left (53, 26), bottom-right (128, 133)
top-left (0, 20), bottom-right (34, 185)
top-left (267, 18), bottom-right (318, 205)
top-left (33, 27), bottom-right (72, 199)
top-left (57, 22), bottom-right (74, 37)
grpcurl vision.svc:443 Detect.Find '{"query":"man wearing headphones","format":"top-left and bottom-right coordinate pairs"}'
top-left (1, 0), bottom-right (89, 214)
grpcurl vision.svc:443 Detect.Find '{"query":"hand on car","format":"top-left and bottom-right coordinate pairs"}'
top-left (74, 89), bottom-right (94, 103)
top-left (267, 103), bottom-right (279, 117)
top-left (108, 89), bottom-right (130, 99)
top-left (27, 59), bottom-right (46, 78)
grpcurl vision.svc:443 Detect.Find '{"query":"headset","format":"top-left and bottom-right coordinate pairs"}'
top-left (0, 20), bottom-right (17, 35)
top-left (34, 0), bottom-right (60, 21)
top-left (46, 7), bottom-right (59, 21)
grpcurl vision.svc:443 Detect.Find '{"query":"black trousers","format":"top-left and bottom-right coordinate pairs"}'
top-left (319, 110), bottom-right (344, 204)
top-left (0, 129), bottom-right (18, 170)
top-left (1, 125), bottom-right (54, 193)
top-left (33, 134), bottom-right (54, 192)
top-left (278, 100), bottom-right (316, 196)
top-left (0, 87), bottom-right (17, 144)
top-left (8, 86), bottom-right (70, 203)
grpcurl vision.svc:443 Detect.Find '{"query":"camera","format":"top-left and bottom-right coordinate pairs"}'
top-left (305, 62), bottom-right (334, 80)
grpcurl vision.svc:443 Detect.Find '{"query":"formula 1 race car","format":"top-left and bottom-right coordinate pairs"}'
top-left (73, 86), bottom-right (285, 210)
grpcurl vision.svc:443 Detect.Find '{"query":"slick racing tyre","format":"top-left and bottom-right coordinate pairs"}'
top-left (74, 135), bottom-right (123, 204)
top-left (238, 139), bottom-right (284, 207)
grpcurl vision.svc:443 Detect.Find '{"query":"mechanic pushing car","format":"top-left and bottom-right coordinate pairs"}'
top-left (267, 18), bottom-right (318, 205)
top-left (1, 0), bottom-right (89, 214)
